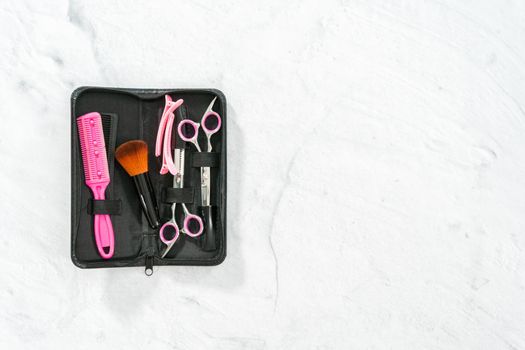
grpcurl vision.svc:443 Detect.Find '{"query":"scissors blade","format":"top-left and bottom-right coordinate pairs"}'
top-left (161, 240), bottom-right (176, 258)
top-left (204, 97), bottom-right (217, 115)
top-left (201, 167), bottom-right (211, 206)
top-left (173, 149), bottom-right (185, 188)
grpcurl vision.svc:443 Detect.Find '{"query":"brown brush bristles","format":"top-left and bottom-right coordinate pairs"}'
top-left (115, 140), bottom-right (149, 176)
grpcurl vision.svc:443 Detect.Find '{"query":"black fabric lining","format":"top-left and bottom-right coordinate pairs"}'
top-left (88, 199), bottom-right (122, 215)
top-left (71, 87), bottom-right (227, 269)
top-left (192, 152), bottom-right (220, 167)
top-left (162, 187), bottom-right (195, 204)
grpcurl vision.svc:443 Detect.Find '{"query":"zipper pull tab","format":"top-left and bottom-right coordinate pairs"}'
top-left (145, 255), bottom-right (154, 276)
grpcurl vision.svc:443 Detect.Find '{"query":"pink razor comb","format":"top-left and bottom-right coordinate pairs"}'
top-left (77, 112), bottom-right (115, 259)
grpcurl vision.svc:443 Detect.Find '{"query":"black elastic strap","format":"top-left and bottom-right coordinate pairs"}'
top-left (88, 199), bottom-right (122, 215)
top-left (192, 152), bottom-right (220, 167)
top-left (162, 187), bottom-right (195, 204)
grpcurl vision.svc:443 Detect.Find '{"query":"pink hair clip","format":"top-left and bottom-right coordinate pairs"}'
top-left (155, 95), bottom-right (183, 175)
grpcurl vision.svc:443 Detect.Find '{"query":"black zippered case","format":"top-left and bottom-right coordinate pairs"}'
top-left (71, 87), bottom-right (227, 274)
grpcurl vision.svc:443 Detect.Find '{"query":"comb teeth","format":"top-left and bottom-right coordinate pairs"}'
top-left (101, 114), bottom-right (112, 154)
top-left (77, 112), bottom-right (110, 183)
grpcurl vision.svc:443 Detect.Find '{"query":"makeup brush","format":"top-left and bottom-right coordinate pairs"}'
top-left (115, 140), bottom-right (160, 229)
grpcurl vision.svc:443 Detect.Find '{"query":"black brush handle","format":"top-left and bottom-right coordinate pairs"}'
top-left (200, 206), bottom-right (217, 251)
top-left (132, 173), bottom-right (160, 229)
top-left (145, 173), bottom-right (159, 215)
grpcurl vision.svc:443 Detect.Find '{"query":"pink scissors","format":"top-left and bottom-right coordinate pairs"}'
top-left (177, 97), bottom-right (221, 153)
top-left (177, 97), bottom-right (221, 204)
top-left (159, 148), bottom-right (203, 258)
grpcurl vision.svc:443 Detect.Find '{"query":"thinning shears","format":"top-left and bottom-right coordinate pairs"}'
top-left (177, 97), bottom-right (221, 206)
top-left (177, 97), bottom-right (221, 250)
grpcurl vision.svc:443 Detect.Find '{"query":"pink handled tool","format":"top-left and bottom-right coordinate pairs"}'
top-left (178, 97), bottom-right (222, 251)
top-left (177, 97), bottom-right (221, 207)
top-left (155, 95), bottom-right (184, 175)
top-left (159, 148), bottom-right (203, 258)
top-left (77, 112), bottom-right (115, 259)
top-left (177, 97), bottom-right (222, 152)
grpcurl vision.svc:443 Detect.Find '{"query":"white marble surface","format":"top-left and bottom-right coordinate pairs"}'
top-left (1, 0), bottom-right (525, 348)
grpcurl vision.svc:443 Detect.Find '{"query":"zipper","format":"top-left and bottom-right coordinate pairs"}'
top-left (145, 255), bottom-right (154, 276)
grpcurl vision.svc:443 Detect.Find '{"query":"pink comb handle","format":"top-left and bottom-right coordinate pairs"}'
top-left (77, 112), bottom-right (115, 259)
top-left (90, 183), bottom-right (115, 259)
